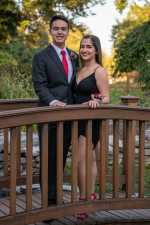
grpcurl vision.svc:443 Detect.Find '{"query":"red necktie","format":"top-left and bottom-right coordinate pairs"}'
top-left (61, 50), bottom-right (68, 80)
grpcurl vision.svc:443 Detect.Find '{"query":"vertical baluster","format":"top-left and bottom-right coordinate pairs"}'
top-left (3, 128), bottom-right (9, 177)
top-left (71, 121), bottom-right (78, 203)
top-left (122, 120), bottom-right (127, 192)
top-left (105, 120), bottom-right (109, 176)
top-left (125, 120), bottom-right (135, 198)
top-left (85, 120), bottom-right (92, 200)
top-left (16, 127), bottom-right (21, 178)
top-left (113, 120), bottom-right (119, 198)
top-left (57, 122), bottom-right (63, 205)
top-left (41, 124), bottom-right (48, 208)
top-left (26, 125), bottom-right (33, 210)
top-left (99, 120), bottom-right (107, 199)
top-left (139, 121), bottom-right (145, 198)
top-left (10, 127), bottom-right (18, 215)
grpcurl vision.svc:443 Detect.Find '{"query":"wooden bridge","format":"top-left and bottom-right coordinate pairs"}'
top-left (0, 99), bottom-right (150, 225)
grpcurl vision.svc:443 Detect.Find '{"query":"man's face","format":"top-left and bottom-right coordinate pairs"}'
top-left (50, 19), bottom-right (69, 48)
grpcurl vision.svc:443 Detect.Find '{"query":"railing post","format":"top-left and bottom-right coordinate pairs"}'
top-left (120, 96), bottom-right (139, 107)
top-left (120, 96), bottom-right (139, 196)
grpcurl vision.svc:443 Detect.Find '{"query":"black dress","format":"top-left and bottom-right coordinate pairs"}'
top-left (72, 72), bottom-right (100, 147)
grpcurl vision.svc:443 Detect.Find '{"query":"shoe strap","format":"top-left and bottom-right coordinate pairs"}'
top-left (91, 193), bottom-right (97, 200)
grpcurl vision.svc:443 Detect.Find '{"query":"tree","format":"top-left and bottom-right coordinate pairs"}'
top-left (0, 0), bottom-right (21, 42)
top-left (113, 20), bottom-right (150, 89)
top-left (112, 3), bottom-right (150, 47)
top-left (112, 2), bottom-right (150, 89)
top-left (0, 0), bottom-right (106, 98)
top-left (0, 0), bottom-right (106, 45)
top-left (114, 0), bottom-right (150, 13)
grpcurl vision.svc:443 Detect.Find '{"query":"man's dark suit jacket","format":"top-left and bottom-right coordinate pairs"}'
top-left (32, 44), bottom-right (78, 106)
top-left (32, 44), bottom-right (78, 202)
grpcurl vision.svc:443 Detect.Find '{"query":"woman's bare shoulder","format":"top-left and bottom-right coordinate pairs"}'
top-left (95, 66), bottom-right (108, 77)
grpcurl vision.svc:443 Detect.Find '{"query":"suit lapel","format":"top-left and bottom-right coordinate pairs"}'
top-left (67, 48), bottom-right (77, 83)
top-left (47, 44), bottom-right (67, 81)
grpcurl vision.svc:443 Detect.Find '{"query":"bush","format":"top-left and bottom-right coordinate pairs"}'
top-left (0, 64), bottom-right (35, 99)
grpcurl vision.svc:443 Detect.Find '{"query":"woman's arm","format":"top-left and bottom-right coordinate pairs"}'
top-left (95, 67), bottom-right (110, 104)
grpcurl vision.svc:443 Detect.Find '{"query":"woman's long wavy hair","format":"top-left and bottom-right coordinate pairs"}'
top-left (79, 34), bottom-right (102, 67)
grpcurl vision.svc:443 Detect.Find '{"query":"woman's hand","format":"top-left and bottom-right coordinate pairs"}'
top-left (88, 100), bottom-right (100, 109)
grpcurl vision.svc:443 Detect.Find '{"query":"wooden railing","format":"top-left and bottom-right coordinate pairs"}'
top-left (0, 100), bottom-right (150, 225)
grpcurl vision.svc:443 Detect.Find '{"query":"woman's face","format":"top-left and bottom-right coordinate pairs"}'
top-left (79, 38), bottom-right (96, 62)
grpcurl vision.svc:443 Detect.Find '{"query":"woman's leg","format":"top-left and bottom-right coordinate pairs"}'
top-left (77, 136), bottom-right (98, 220)
top-left (78, 136), bottom-right (98, 197)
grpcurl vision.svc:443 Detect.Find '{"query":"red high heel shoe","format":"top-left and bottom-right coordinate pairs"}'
top-left (76, 194), bottom-right (97, 220)
top-left (76, 197), bottom-right (88, 220)
top-left (90, 193), bottom-right (97, 200)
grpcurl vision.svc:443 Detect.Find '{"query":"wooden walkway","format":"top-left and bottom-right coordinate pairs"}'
top-left (0, 190), bottom-right (150, 225)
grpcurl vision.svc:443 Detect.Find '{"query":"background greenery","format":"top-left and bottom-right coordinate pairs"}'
top-left (0, 0), bottom-right (150, 106)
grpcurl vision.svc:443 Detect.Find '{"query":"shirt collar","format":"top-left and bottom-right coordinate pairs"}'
top-left (51, 43), bottom-right (67, 55)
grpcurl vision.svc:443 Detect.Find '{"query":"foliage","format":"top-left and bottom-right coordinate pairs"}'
top-left (0, 38), bottom-right (36, 99)
top-left (0, 0), bottom-right (106, 100)
top-left (0, 0), bottom-right (106, 48)
top-left (0, 64), bottom-right (35, 99)
top-left (27, 0), bottom-right (106, 20)
top-left (112, 20), bottom-right (150, 90)
top-left (0, 38), bottom-right (36, 65)
top-left (67, 28), bottom-right (83, 52)
top-left (112, 3), bottom-right (150, 48)
top-left (112, 2), bottom-right (150, 90)
top-left (20, 0), bottom-right (105, 46)
top-left (114, 0), bottom-right (128, 13)
top-left (114, 0), bottom-right (150, 12)
top-left (0, 0), bottom-right (21, 42)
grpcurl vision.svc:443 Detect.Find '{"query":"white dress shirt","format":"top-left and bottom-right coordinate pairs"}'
top-left (50, 43), bottom-right (73, 106)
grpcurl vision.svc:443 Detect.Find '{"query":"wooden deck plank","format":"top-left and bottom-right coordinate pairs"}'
top-left (115, 209), bottom-right (145, 220)
top-left (57, 217), bottom-right (75, 225)
top-left (16, 197), bottom-right (26, 209)
top-left (17, 194), bottom-right (41, 209)
top-left (64, 216), bottom-right (78, 224)
top-left (95, 211), bottom-right (121, 222)
top-left (32, 194), bottom-right (41, 208)
top-left (0, 197), bottom-right (24, 214)
top-left (0, 191), bottom-right (150, 225)
top-left (128, 209), bottom-right (147, 219)
top-left (51, 220), bottom-right (68, 225)
top-left (0, 211), bottom-right (5, 217)
top-left (0, 201), bottom-right (9, 215)
top-left (94, 211), bottom-right (113, 223)
top-left (133, 209), bottom-right (150, 218)
top-left (108, 210), bottom-right (131, 220)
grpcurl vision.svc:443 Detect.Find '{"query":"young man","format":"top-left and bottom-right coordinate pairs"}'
top-left (32, 15), bottom-right (78, 209)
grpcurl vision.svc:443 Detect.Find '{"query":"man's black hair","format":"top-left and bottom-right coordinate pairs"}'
top-left (50, 15), bottom-right (69, 29)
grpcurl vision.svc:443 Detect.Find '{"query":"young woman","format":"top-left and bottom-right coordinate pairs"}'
top-left (72, 34), bottom-right (110, 219)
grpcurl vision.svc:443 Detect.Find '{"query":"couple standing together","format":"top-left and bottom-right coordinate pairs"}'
top-left (32, 14), bottom-right (109, 219)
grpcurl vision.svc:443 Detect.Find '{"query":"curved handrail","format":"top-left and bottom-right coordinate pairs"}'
top-left (0, 102), bottom-right (150, 224)
top-left (0, 99), bottom-right (38, 111)
top-left (0, 104), bottom-right (149, 129)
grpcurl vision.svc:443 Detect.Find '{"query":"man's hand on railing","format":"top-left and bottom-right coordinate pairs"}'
top-left (49, 100), bottom-right (66, 107)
